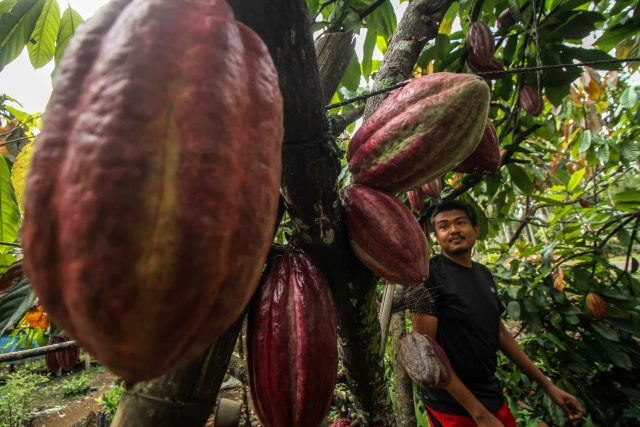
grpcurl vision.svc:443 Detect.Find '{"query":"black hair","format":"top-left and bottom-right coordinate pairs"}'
top-left (429, 199), bottom-right (478, 228)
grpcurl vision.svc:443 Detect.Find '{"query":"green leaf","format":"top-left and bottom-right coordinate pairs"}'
top-left (613, 189), bottom-right (640, 204)
top-left (0, 0), bottom-right (17, 14)
top-left (438, 1), bottom-right (458, 35)
top-left (369, 0), bottom-right (396, 39)
top-left (361, 27), bottom-right (376, 79)
top-left (53, 5), bottom-right (82, 66)
top-left (0, 278), bottom-right (34, 337)
top-left (0, 0), bottom-right (45, 71)
top-left (602, 342), bottom-right (632, 369)
top-left (26, 0), bottom-right (59, 68)
top-left (619, 87), bottom-right (638, 109)
top-left (620, 140), bottom-right (640, 163)
top-left (595, 22), bottom-right (640, 52)
top-left (567, 168), bottom-right (586, 192)
top-left (578, 130), bottom-right (592, 153)
top-left (340, 52), bottom-right (360, 92)
top-left (306, 0), bottom-right (319, 17)
top-left (591, 322), bottom-right (619, 342)
top-left (507, 164), bottom-right (534, 194)
top-left (11, 140), bottom-right (34, 214)
top-left (0, 156), bottom-right (20, 253)
top-left (562, 46), bottom-right (619, 70)
top-left (506, 301), bottom-right (521, 320)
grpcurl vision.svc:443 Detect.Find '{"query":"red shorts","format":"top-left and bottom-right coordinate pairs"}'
top-left (425, 402), bottom-right (517, 427)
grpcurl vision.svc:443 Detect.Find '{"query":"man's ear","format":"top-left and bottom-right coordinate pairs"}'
top-left (473, 225), bottom-right (480, 237)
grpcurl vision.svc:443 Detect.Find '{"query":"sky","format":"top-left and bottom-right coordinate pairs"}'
top-left (0, 0), bottom-right (110, 113)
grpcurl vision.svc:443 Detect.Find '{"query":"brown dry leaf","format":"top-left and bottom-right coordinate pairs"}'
top-left (24, 305), bottom-right (51, 329)
top-left (553, 267), bottom-right (565, 292)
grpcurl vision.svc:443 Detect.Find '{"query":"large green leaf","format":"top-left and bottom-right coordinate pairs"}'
top-left (361, 27), bottom-right (376, 79)
top-left (596, 22), bottom-right (640, 52)
top-left (0, 0), bottom-right (45, 71)
top-left (0, 156), bottom-right (20, 253)
top-left (507, 164), bottom-right (534, 195)
top-left (591, 322), bottom-right (619, 342)
top-left (0, 278), bottom-right (33, 338)
top-left (368, 0), bottom-right (396, 39)
top-left (340, 52), bottom-right (360, 92)
top-left (0, 0), bottom-right (17, 14)
top-left (26, 0), bottom-right (59, 68)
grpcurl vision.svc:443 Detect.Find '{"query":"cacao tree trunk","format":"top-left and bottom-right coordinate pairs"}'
top-left (390, 311), bottom-right (417, 427)
top-left (111, 315), bottom-right (244, 426)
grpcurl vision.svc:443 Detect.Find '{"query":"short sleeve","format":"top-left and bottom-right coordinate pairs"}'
top-left (408, 272), bottom-right (441, 316)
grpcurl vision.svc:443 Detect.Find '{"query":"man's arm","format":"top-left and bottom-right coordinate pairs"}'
top-left (498, 320), bottom-right (584, 425)
top-left (412, 313), bottom-right (504, 427)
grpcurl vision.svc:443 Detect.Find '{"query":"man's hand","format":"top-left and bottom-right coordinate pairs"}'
top-left (546, 384), bottom-right (584, 425)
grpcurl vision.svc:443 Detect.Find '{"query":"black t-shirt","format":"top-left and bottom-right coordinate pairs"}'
top-left (410, 254), bottom-right (506, 415)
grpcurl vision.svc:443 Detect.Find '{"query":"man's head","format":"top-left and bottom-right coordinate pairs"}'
top-left (429, 200), bottom-right (479, 258)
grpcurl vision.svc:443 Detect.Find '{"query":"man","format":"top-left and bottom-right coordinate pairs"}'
top-left (411, 200), bottom-right (584, 427)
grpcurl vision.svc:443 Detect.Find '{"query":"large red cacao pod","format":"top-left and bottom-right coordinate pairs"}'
top-left (519, 85), bottom-right (544, 116)
top-left (407, 188), bottom-right (425, 214)
top-left (347, 73), bottom-right (490, 193)
top-left (398, 332), bottom-right (452, 389)
top-left (341, 185), bottom-right (429, 286)
top-left (248, 251), bottom-right (337, 427)
top-left (465, 22), bottom-right (495, 64)
top-left (45, 336), bottom-right (64, 374)
top-left (586, 292), bottom-right (607, 320)
top-left (454, 121), bottom-right (501, 173)
top-left (21, 0), bottom-right (283, 381)
top-left (57, 339), bottom-right (81, 372)
top-left (329, 420), bottom-right (352, 427)
top-left (421, 178), bottom-right (442, 199)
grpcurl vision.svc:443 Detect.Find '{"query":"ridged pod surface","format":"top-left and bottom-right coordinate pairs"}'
top-left (407, 188), bottom-right (425, 213)
top-left (21, 0), bottom-right (283, 381)
top-left (248, 251), bottom-right (337, 427)
top-left (398, 332), bottom-right (452, 389)
top-left (57, 339), bottom-right (81, 372)
top-left (45, 336), bottom-right (64, 374)
top-left (421, 178), bottom-right (443, 199)
top-left (347, 73), bottom-right (490, 193)
top-left (454, 121), bottom-right (501, 173)
top-left (519, 85), bottom-right (544, 116)
top-left (586, 292), bottom-right (607, 320)
top-left (341, 185), bottom-right (429, 286)
top-left (465, 22), bottom-right (495, 64)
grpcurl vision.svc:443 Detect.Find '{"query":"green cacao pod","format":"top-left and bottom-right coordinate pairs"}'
top-left (248, 251), bottom-right (337, 427)
top-left (586, 292), bottom-right (607, 320)
top-left (398, 332), bottom-right (452, 389)
top-left (341, 185), bottom-right (429, 286)
top-left (21, 0), bottom-right (283, 381)
top-left (347, 73), bottom-right (490, 193)
top-left (454, 121), bottom-right (500, 173)
top-left (519, 85), bottom-right (544, 116)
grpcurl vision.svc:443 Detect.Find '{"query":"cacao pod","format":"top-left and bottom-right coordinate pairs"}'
top-left (57, 341), bottom-right (81, 372)
top-left (465, 22), bottom-right (495, 64)
top-left (466, 54), bottom-right (507, 79)
top-left (341, 185), bottom-right (429, 286)
top-left (330, 420), bottom-right (352, 427)
top-left (21, 0), bottom-right (283, 381)
top-left (552, 267), bottom-right (565, 292)
top-left (347, 73), bottom-right (490, 193)
top-left (578, 198), bottom-right (589, 208)
top-left (248, 251), bottom-right (337, 427)
top-left (519, 85), bottom-right (544, 116)
top-left (421, 178), bottom-right (442, 199)
top-left (407, 188), bottom-right (425, 214)
top-left (586, 292), bottom-right (607, 320)
top-left (497, 9), bottom-right (514, 29)
top-left (45, 335), bottom-right (64, 374)
top-left (453, 121), bottom-right (500, 173)
top-left (398, 332), bottom-right (452, 389)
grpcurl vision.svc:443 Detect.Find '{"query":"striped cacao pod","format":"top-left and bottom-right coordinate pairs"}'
top-left (347, 73), bottom-right (490, 193)
top-left (341, 185), bottom-right (429, 286)
top-left (57, 340), bottom-right (81, 372)
top-left (21, 0), bottom-right (283, 381)
top-left (330, 420), bottom-right (352, 427)
top-left (45, 336), bottom-right (64, 374)
top-left (465, 22), bottom-right (495, 64)
top-left (421, 178), bottom-right (443, 199)
top-left (248, 251), bottom-right (337, 427)
top-left (519, 85), bottom-right (544, 116)
top-left (454, 121), bottom-right (501, 173)
top-left (586, 292), bottom-right (607, 320)
top-left (407, 188), bottom-right (425, 213)
top-left (398, 332), bottom-right (452, 389)
top-left (466, 54), bottom-right (507, 79)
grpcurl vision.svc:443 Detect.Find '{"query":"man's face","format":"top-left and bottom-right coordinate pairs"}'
top-left (432, 209), bottom-right (479, 257)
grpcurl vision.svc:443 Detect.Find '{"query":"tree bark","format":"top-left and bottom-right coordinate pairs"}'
top-left (110, 315), bottom-right (244, 427)
top-left (364, 0), bottom-right (453, 118)
top-left (315, 31), bottom-right (356, 105)
top-left (390, 311), bottom-right (417, 427)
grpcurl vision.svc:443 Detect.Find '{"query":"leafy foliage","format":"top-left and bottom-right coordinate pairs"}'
top-left (0, 370), bottom-right (48, 427)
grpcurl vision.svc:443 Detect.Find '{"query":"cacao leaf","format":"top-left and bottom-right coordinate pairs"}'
top-left (361, 27), bottom-right (376, 79)
top-left (601, 342), bottom-right (632, 370)
top-left (0, 0), bottom-right (17, 14)
top-left (567, 168), bottom-right (586, 192)
top-left (369, 0), bottom-right (396, 39)
top-left (506, 301), bottom-right (521, 320)
top-left (0, 156), bottom-right (20, 253)
top-left (591, 322), bottom-right (619, 342)
top-left (438, 2), bottom-right (458, 35)
top-left (595, 22), bottom-right (640, 52)
top-left (53, 6), bottom-right (83, 66)
top-left (10, 140), bottom-right (33, 214)
top-left (0, 278), bottom-right (33, 337)
top-left (507, 164), bottom-right (534, 195)
top-left (341, 52), bottom-right (360, 92)
top-left (26, 0), bottom-right (59, 69)
top-left (0, 0), bottom-right (45, 72)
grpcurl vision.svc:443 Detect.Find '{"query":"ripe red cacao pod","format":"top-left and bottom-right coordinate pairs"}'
top-left (466, 54), bottom-right (507, 79)
top-left (398, 332), bottom-right (452, 389)
top-left (578, 198), bottom-right (589, 208)
top-left (519, 85), bottom-right (544, 116)
top-left (21, 0), bottom-right (283, 382)
top-left (348, 73), bottom-right (490, 193)
top-left (454, 121), bottom-right (501, 173)
top-left (421, 178), bottom-right (443, 199)
top-left (45, 336), bottom-right (64, 374)
top-left (407, 188), bottom-right (425, 213)
top-left (248, 251), bottom-right (337, 427)
top-left (465, 22), bottom-right (495, 64)
top-left (330, 420), bottom-right (352, 427)
top-left (341, 185), bottom-right (429, 286)
top-left (57, 343), bottom-right (81, 372)
top-left (586, 292), bottom-right (607, 320)
top-left (497, 8), bottom-right (514, 29)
